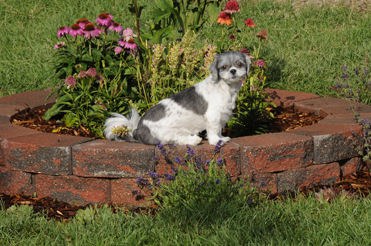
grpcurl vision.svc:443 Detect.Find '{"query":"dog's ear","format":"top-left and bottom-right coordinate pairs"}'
top-left (209, 54), bottom-right (219, 82)
top-left (244, 53), bottom-right (251, 76)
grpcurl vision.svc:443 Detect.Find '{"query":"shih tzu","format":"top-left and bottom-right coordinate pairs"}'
top-left (104, 51), bottom-right (251, 146)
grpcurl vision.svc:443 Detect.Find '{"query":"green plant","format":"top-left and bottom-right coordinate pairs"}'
top-left (135, 141), bottom-right (269, 210)
top-left (43, 68), bottom-right (133, 137)
top-left (129, 0), bottom-right (220, 44)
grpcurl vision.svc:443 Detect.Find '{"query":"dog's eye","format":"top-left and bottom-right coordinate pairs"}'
top-left (236, 62), bottom-right (243, 67)
top-left (221, 65), bottom-right (228, 70)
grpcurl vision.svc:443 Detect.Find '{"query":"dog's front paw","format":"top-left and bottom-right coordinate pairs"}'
top-left (208, 136), bottom-right (230, 146)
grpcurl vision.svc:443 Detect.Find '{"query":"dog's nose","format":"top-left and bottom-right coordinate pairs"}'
top-left (230, 69), bottom-right (236, 74)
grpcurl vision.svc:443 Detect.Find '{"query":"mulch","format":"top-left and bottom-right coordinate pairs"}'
top-left (2, 103), bottom-right (370, 221)
top-left (9, 103), bottom-right (323, 138)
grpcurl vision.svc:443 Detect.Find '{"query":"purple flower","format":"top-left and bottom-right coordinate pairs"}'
top-left (200, 182), bottom-right (204, 186)
top-left (114, 47), bottom-right (123, 55)
top-left (57, 26), bottom-right (70, 38)
top-left (342, 66), bottom-right (347, 71)
top-left (156, 142), bottom-right (169, 156)
top-left (260, 180), bottom-right (267, 187)
top-left (132, 190), bottom-right (141, 195)
top-left (149, 171), bottom-right (159, 179)
top-left (174, 157), bottom-right (182, 164)
top-left (164, 173), bottom-right (175, 181)
top-left (206, 160), bottom-right (211, 166)
top-left (215, 179), bottom-right (220, 184)
top-left (186, 145), bottom-right (196, 157)
top-left (356, 68), bottom-right (359, 76)
top-left (69, 24), bottom-right (83, 37)
top-left (342, 74), bottom-right (350, 78)
top-left (64, 76), bottom-right (76, 89)
top-left (109, 23), bottom-right (123, 32)
top-left (152, 156), bottom-right (159, 163)
top-left (213, 140), bottom-right (223, 153)
top-left (96, 13), bottom-right (113, 28)
top-left (336, 83), bottom-right (341, 89)
top-left (217, 158), bottom-right (223, 165)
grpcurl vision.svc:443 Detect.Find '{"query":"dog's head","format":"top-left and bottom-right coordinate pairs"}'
top-left (209, 51), bottom-right (251, 84)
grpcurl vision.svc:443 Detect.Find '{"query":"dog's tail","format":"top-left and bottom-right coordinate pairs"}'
top-left (103, 108), bottom-right (141, 142)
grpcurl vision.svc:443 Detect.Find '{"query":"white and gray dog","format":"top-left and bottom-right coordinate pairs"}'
top-left (104, 51), bottom-right (251, 146)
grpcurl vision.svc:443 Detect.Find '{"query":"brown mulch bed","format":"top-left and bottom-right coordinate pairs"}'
top-left (10, 103), bottom-right (323, 138)
top-left (3, 103), bottom-right (370, 221)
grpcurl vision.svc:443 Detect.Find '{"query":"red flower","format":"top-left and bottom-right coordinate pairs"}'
top-left (239, 49), bottom-right (250, 56)
top-left (225, 1), bottom-right (240, 14)
top-left (245, 19), bottom-right (255, 27)
top-left (217, 11), bottom-right (232, 26)
top-left (229, 35), bottom-right (236, 40)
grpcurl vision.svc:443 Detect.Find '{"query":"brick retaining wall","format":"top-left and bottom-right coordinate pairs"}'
top-left (0, 88), bottom-right (370, 206)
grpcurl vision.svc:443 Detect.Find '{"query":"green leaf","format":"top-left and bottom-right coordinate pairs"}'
top-left (154, 0), bottom-right (173, 12)
top-left (81, 54), bottom-right (93, 62)
top-left (207, 1), bottom-right (221, 27)
top-left (64, 113), bottom-right (78, 127)
top-left (92, 49), bottom-right (103, 62)
top-left (42, 104), bottom-right (64, 120)
top-left (105, 54), bottom-right (113, 66)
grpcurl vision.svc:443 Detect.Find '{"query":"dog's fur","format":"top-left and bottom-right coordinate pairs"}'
top-left (104, 51), bottom-right (251, 146)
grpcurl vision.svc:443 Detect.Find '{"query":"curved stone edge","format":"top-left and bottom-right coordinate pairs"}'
top-left (0, 88), bottom-right (369, 206)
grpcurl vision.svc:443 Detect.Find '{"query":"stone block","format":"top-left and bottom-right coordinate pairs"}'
top-left (277, 162), bottom-right (340, 193)
top-left (72, 140), bottom-right (155, 178)
top-left (289, 124), bottom-right (363, 164)
top-left (2, 133), bottom-right (91, 175)
top-left (339, 157), bottom-right (362, 177)
top-left (0, 166), bottom-right (34, 196)
top-left (35, 174), bottom-right (110, 205)
top-left (233, 133), bottom-right (313, 174)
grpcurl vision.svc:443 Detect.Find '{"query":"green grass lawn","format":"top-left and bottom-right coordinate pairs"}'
top-left (1, 194), bottom-right (371, 245)
top-left (1, 0), bottom-right (370, 98)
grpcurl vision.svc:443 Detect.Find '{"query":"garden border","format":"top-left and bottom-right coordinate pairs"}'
top-left (1, 88), bottom-right (371, 206)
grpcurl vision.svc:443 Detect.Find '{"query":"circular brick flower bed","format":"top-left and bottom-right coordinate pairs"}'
top-left (1, 88), bottom-right (370, 206)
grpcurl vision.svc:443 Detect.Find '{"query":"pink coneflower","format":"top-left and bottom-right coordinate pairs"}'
top-left (241, 80), bottom-right (245, 86)
top-left (114, 46), bottom-right (123, 55)
top-left (64, 76), bottom-right (76, 89)
top-left (86, 68), bottom-right (98, 77)
top-left (225, 0), bottom-right (240, 14)
top-left (77, 70), bottom-right (88, 79)
top-left (96, 13), bottom-right (113, 28)
top-left (217, 11), bottom-right (232, 26)
top-left (109, 22), bottom-right (123, 32)
top-left (122, 38), bottom-right (138, 50)
top-left (76, 18), bottom-right (90, 29)
top-left (54, 42), bottom-right (65, 50)
top-left (122, 28), bottom-right (137, 42)
top-left (83, 23), bottom-right (101, 39)
top-left (69, 24), bottom-right (83, 37)
top-left (58, 26), bottom-right (70, 38)
top-left (255, 59), bottom-right (265, 67)
top-left (245, 19), bottom-right (255, 27)
top-left (251, 85), bottom-right (258, 91)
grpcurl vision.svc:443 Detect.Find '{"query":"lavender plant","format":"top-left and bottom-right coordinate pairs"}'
top-left (135, 141), bottom-right (269, 209)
